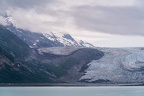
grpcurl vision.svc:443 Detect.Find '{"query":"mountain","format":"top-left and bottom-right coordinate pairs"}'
top-left (0, 25), bottom-right (31, 59)
top-left (43, 32), bottom-right (94, 48)
top-left (3, 15), bottom-right (94, 48)
top-left (36, 47), bottom-right (104, 82)
top-left (0, 25), bottom-right (67, 83)
top-left (0, 24), bottom-right (103, 83)
top-left (2, 14), bottom-right (144, 84)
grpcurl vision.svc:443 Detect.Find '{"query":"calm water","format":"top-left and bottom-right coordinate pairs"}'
top-left (0, 86), bottom-right (144, 96)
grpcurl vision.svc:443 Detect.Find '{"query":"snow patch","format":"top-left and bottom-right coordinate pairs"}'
top-left (43, 32), bottom-right (94, 48)
top-left (38, 46), bottom-right (80, 55)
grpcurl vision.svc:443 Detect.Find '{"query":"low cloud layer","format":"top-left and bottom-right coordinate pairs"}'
top-left (0, 0), bottom-right (55, 9)
top-left (0, 0), bottom-right (144, 47)
top-left (72, 5), bottom-right (144, 35)
top-left (0, 0), bottom-right (143, 36)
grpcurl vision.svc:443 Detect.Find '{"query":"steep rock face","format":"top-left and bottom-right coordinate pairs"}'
top-left (0, 25), bottom-right (31, 59)
top-left (80, 48), bottom-right (144, 83)
top-left (0, 25), bottom-right (64, 83)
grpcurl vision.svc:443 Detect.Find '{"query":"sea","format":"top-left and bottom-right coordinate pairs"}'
top-left (0, 86), bottom-right (144, 96)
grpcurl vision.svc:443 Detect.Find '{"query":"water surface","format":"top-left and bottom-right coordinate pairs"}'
top-left (0, 86), bottom-right (144, 96)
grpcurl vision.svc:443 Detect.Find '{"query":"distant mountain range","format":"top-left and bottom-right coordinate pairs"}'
top-left (4, 14), bottom-right (94, 48)
top-left (1, 14), bottom-right (144, 84)
top-left (0, 24), bottom-right (103, 83)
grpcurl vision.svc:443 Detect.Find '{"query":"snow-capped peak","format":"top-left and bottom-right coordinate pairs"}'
top-left (2, 14), bottom-right (17, 27)
top-left (43, 32), bottom-right (94, 48)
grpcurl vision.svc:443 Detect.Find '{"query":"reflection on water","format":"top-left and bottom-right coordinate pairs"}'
top-left (0, 86), bottom-right (144, 96)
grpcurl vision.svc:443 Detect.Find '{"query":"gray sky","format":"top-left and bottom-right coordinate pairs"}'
top-left (0, 0), bottom-right (144, 47)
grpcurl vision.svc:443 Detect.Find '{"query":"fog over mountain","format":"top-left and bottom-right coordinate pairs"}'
top-left (0, 0), bottom-right (144, 47)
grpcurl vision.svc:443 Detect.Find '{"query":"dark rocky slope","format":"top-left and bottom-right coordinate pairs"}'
top-left (0, 25), bottom-right (65, 83)
top-left (37, 48), bottom-right (104, 82)
top-left (0, 25), bottom-right (104, 83)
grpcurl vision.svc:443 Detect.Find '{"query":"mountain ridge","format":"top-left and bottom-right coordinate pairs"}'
top-left (3, 14), bottom-right (94, 48)
top-left (1, 14), bottom-right (144, 84)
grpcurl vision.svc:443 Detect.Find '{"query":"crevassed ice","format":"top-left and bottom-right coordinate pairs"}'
top-left (80, 48), bottom-right (144, 83)
top-left (123, 53), bottom-right (144, 70)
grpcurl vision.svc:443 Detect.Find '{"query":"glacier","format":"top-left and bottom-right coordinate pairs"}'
top-left (80, 48), bottom-right (144, 83)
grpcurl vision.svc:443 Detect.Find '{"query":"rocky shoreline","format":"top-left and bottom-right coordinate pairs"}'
top-left (0, 83), bottom-right (144, 87)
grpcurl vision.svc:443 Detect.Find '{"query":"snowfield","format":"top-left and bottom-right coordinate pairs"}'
top-left (80, 48), bottom-right (144, 83)
top-left (38, 46), bottom-right (80, 55)
top-left (43, 32), bottom-right (94, 48)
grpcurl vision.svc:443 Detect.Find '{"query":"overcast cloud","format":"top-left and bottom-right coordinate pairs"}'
top-left (0, 0), bottom-right (144, 47)
top-left (0, 0), bottom-right (56, 9)
top-left (72, 5), bottom-right (144, 35)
